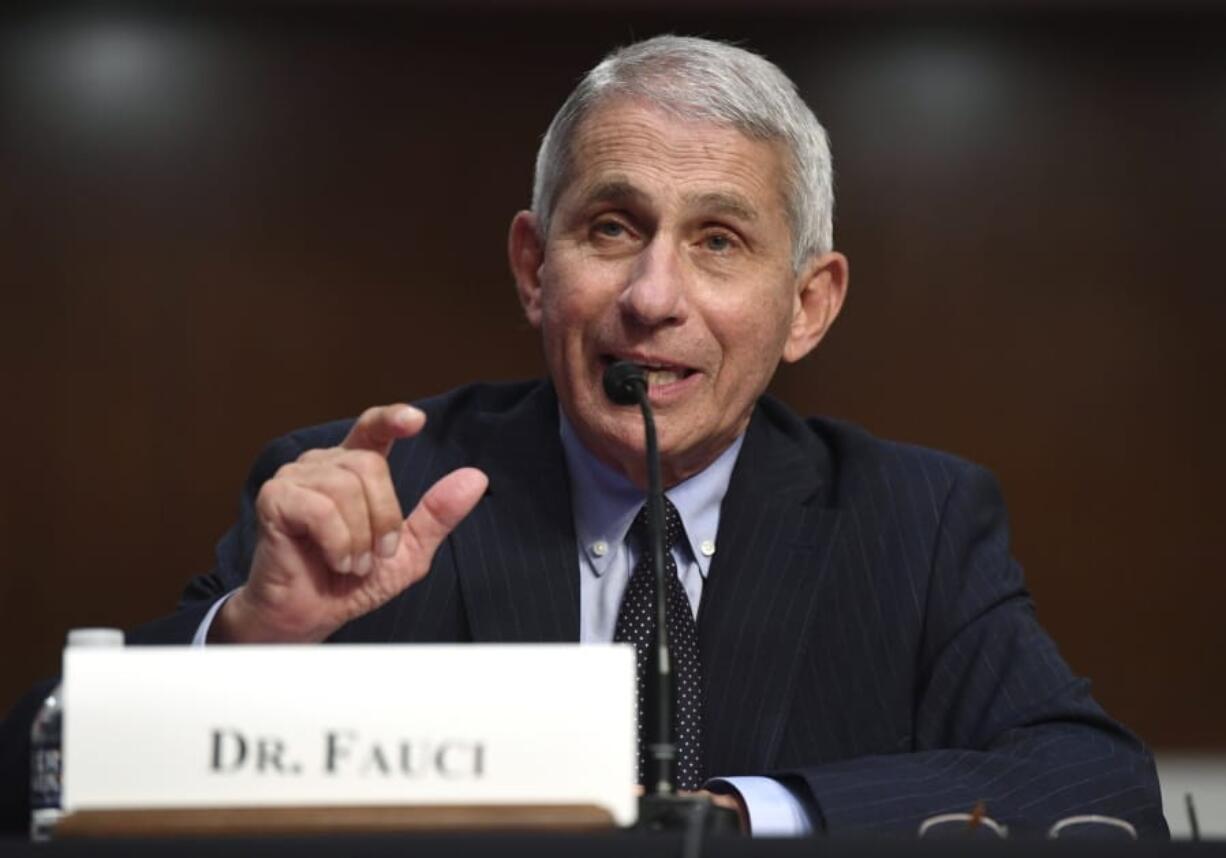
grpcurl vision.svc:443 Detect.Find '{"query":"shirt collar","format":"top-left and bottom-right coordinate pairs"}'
top-left (559, 408), bottom-right (744, 579)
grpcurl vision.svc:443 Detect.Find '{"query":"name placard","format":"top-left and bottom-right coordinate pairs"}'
top-left (62, 644), bottom-right (637, 825)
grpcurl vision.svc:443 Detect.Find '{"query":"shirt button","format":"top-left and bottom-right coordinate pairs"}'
top-left (592, 540), bottom-right (608, 557)
top-left (700, 540), bottom-right (715, 557)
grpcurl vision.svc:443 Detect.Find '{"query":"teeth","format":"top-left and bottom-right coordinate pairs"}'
top-left (646, 370), bottom-right (681, 387)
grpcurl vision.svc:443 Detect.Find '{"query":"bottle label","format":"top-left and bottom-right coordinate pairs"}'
top-left (30, 745), bottom-right (61, 811)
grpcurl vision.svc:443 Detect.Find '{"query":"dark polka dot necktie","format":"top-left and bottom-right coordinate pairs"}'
top-left (613, 497), bottom-right (705, 790)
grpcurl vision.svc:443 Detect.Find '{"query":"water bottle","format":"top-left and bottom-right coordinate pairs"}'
top-left (30, 627), bottom-right (124, 842)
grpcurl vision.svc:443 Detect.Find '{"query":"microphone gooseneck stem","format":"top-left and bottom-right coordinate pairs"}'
top-left (601, 362), bottom-right (740, 833)
top-left (600, 360), bottom-right (677, 798)
top-left (637, 393), bottom-right (675, 797)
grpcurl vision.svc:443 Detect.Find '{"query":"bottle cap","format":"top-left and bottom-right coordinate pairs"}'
top-left (65, 628), bottom-right (125, 648)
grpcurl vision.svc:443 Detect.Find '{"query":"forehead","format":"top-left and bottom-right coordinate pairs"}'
top-left (560, 100), bottom-right (790, 221)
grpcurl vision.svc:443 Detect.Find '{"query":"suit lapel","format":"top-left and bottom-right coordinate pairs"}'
top-left (446, 385), bottom-right (848, 773)
top-left (699, 399), bottom-right (844, 776)
top-left (451, 383), bottom-right (581, 643)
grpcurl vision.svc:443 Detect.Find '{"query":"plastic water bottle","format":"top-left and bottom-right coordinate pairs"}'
top-left (30, 628), bottom-right (124, 842)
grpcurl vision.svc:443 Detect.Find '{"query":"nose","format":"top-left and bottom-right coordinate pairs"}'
top-left (618, 236), bottom-right (688, 328)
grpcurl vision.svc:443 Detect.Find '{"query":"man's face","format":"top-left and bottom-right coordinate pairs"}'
top-left (512, 100), bottom-right (840, 485)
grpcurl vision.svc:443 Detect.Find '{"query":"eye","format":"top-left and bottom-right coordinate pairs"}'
top-left (591, 217), bottom-right (635, 242)
top-left (701, 230), bottom-right (739, 253)
top-left (594, 220), bottom-right (625, 238)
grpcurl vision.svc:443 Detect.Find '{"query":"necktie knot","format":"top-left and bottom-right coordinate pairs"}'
top-left (630, 496), bottom-right (685, 553)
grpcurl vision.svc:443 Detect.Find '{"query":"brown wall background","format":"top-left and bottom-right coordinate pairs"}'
top-left (2, 4), bottom-right (1223, 748)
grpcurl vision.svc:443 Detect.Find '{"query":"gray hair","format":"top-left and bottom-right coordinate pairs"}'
top-left (531, 35), bottom-right (834, 270)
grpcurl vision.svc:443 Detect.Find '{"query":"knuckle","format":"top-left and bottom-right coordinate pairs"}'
top-left (336, 466), bottom-right (369, 501)
top-left (297, 488), bottom-right (333, 523)
top-left (255, 479), bottom-right (284, 511)
top-left (347, 449), bottom-right (389, 477)
top-left (298, 447), bottom-right (333, 464)
top-left (304, 497), bottom-right (350, 548)
top-left (332, 475), bottom-right (372, 529)
top-left (316, 475), bottom-right (366, 525)
top-left (273, 460), bottom-right (302, 480)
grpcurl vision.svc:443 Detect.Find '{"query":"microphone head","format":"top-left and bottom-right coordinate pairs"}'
top-left (602, 361), bottom-right (646, 406)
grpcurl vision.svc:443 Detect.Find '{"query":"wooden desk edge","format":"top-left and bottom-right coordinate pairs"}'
top-left (55, 804), bottom-right (617, 838)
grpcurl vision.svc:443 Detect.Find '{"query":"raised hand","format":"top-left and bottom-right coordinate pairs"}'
top-left (211, 404), bottom-right (488, 643)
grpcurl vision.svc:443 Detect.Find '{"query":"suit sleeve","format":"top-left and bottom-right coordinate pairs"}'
top-left (781, 464), bottom-right (1168, 838)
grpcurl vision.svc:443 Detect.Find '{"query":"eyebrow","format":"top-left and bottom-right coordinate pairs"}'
top-left (575, 180), bottom-right (759, 223)
top-left (685, 191), bottom-right (759, 223)
top-left (577, 178), bottom-right (647, 208)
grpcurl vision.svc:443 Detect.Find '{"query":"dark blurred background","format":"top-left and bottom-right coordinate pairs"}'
top-left (1, 1), bottom-right (1223, 753)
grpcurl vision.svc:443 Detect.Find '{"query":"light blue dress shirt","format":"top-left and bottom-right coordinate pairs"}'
top-left (558, 412), bottom-right (812, 837)
top-left (195, 410), bottom-right (814, 836)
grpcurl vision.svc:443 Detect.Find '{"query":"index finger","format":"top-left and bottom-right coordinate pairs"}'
top-left (341, 404), bottom-right (425, 455)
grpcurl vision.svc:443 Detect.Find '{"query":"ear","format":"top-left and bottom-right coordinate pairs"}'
top-left (782, 251), bottom-right (849, 364)
top-left (508, 210), bottom-right (546, 329)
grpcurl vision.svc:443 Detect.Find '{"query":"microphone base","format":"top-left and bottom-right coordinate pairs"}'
top-left (634, 793), bottom-right (742, 834)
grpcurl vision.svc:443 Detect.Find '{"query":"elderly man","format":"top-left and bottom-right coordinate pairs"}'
top-left (2, 35), bottom-right (1166, 837)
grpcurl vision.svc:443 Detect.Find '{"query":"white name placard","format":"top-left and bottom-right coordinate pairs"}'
top-left (62, 644), bottom-right (637, 825)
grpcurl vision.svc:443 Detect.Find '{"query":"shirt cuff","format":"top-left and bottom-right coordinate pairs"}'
top-left (191, 592), bottom-right (236, 646)
top-left (707, 776), bottom-right (814, 837)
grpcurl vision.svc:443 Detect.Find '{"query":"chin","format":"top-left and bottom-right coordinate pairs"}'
top-left (564, 394), bottom-right (639, 450)
top-left (601, 409), bottom-right (649, 454)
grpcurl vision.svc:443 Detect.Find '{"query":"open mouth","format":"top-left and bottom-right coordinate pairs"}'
top-left (600, 355), bottom-right (696, 389)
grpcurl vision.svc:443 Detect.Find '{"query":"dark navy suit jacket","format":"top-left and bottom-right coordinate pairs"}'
top-left (0, 380), bottom-right (1168, 836)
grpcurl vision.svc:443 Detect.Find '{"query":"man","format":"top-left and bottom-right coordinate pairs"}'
top-left (1, 35), bottom-right (1166, 837)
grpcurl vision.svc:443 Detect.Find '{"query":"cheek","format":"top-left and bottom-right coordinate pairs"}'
top-left (536, 267), bottom-right (579, 338)
top-left (537, 285), bottom-right (603, 382)
top-left (540, 268), bottom-right (619, 344)
top-left (710, 294), bottom-right (794, 380)
top-left (540, 293), bottom-right (589, 353)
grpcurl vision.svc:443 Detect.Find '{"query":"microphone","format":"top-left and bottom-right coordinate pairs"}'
top-left (601, 361), bottom-right (673, 795)
top-left (602, 361), bottom-right (647, 406)
top-left (601, 361), bottom-right (740, 834)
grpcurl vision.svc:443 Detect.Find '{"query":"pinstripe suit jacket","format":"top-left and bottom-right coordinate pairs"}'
top-left (132, 379), bottom-right (1167, 837)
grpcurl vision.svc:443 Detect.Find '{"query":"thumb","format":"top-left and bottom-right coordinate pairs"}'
top-left (402, 467), bottom-right (489, 559)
